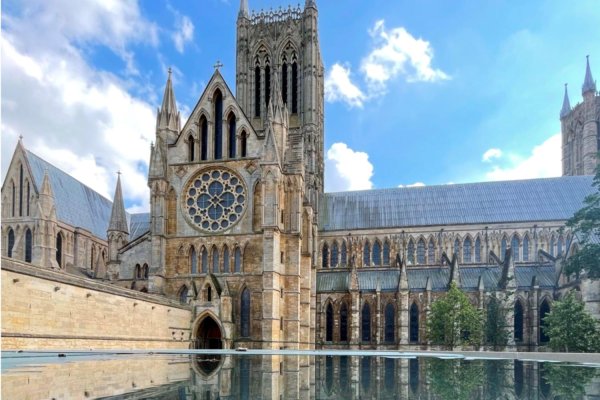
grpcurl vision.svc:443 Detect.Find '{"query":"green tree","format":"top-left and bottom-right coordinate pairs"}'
top-left (543, 292), bottom-right (600, 352)
top-left (564, 162), bottom-right (600, 279)
top-left (427, 358), bottom-right (484, 400)
top-left (485, 293), bottom-right (510, 350)
top-left (428, 282), bottom-right (483, 349)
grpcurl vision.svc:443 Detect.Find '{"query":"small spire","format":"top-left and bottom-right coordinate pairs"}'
top-left (305, 0), bottom-right (317, 9)
top-left (158, 68), bottom-right (180, 132)
top-left (582, 55), bottom-right (596, 95)
top-left (108, 174), bottom-right (129, 234)
top-left (239, 0), bottom-right (249, 18)
top-left (560, 83), bottom-right (571, 119)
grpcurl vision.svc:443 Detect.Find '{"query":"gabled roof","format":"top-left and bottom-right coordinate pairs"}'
top-left (319, 176), bottom-right (594, 231)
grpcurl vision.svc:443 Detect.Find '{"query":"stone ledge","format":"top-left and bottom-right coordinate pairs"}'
top-left (2, 332), bottom-right (191, 343)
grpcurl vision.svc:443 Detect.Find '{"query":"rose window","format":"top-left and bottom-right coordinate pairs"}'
top-left (183, 168), bottom-right (246, 232)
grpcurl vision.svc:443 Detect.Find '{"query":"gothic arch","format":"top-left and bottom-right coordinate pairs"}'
top-left (178, 284), bottom-right (189, 304)
top-left (539, 297), bottom-right (551, 343)
top-left (251, 41), bottom-right (272, 62)
top-left (276, 38), bottom-right (299, 60)
top-left (409, 302), bottom-right (420, 343)
top-left (514, 297), bottom-right (525, 342)
top-left (427, 235), bottom-right (436, 264)
top-left (252, 180), bottom-right (263, 232)
top-left (463, 234), bottom-right (474, 263)
top-left (191, 310), bottom-right (226, 350)
top-left (372, 239), bottom-right (382, 266)
top-left (416, 237), bottom-right (426, 265)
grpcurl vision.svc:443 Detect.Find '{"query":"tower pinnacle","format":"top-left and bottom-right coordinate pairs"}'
top-left (158, 68), bottom-right (180, 132)
top-left (239, 0), bottom-right (249, 18)
top-left (305, 0), bottom-right (317, 9)
top-left (108, 174), bottom-right (129, 234)
top-left (560, 83), bottom-right (571, 119)
top-left (582, 55), bottom-right (596, 95)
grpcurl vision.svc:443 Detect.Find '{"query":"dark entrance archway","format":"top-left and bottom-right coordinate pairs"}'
top-left (195, 316), bottom-right (223, 349)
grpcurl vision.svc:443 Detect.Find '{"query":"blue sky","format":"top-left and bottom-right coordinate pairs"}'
top-left (2, 0), bottom-right (599, 211)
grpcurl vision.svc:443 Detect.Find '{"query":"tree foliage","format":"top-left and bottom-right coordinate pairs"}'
top-left (564, 162), bottom-right (600, 279)
top-left (427, 358), bottom-right (484, 400)
top-left (485, 293), bottom-right (510, 350)
top-left (428, 282), bottom-right (483, 349)
top-left (543, 292), bottom-right (600, 352)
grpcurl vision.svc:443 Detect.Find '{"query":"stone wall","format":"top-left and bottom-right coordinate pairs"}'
top-left (1, 257), bottom-right (192, 350)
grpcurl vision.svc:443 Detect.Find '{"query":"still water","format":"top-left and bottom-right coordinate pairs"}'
top-left (2, 351), bottom-right (599, 399)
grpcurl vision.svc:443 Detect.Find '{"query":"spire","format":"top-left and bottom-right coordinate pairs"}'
top-left (239, 0), bottom-right (249, 18)
top-left (582, 55), bottom-right (596, 95)
top-left (158, 68), bottom-right (180, 132)
top-left (108, 174), bottom-right (129, 234)
top-left (560, 83), bottom-right (571, 119)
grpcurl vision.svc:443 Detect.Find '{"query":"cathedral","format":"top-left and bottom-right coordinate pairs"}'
top-left (2, 0), bottom-right (599, 351)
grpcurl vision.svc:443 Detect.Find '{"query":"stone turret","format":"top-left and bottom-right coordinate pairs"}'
top-left (107, 175), bottom-right (129, 280)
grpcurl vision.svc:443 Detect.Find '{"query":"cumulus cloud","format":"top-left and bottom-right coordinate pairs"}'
top-left (1, 0), bottom-right (159, 212)
top-left (325, 143), bottom-right (374, 192)
top-left (398, 182), bottom-right (426, 188)
top-left (484, 134), bottom-right (561, 181)
top-left (172, 15), bottom-right (194, 53)
top-left (324, 63), bottom-right (366, 108)
top-left (482, 148), bottom-right (503, 162)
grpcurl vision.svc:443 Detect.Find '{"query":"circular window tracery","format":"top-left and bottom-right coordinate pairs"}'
top-left (183, 168), bottom-right (246, 232)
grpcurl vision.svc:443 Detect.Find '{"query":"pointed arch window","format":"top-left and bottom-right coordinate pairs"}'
top-left (281, 62), bottom-right (288, 104)
top-left (264, 64), bottom-right (271, 110)
top-left (372, 241), bottom-right (381, 266)
top-left (19, 164), bottom-right (23, 217)
top-left (363, 242), bottom-right (371, 267)
top-left (241, 288), bottom-right (251, 337)
top-left (206, 285), bottom-right (212, 302)
top-left (511, 236), bottom-right (520, 261)
top-left (26, 181), bottom-right (30, 216)
top-left (7, 228), bottom-right (15, 258)
top-left (340, 302), bottom-right (348, 342)
top-left (407, 239), bottom-right (415, 265)
top-left (212, 247), bottom-right (219, 273)
top-left (234, 247), bottom-right (242, 273)
top-left (179, 285), bottom-right (188, 304)
top-left (254, 65), bottom-right (261, 117)
top-left (428, 240), bottom-right (435, 264)
top-left (240, 130), bottom-right (247, 157)
top-left (383, 241), bottom-right (390, 265)
top-left (223, 246), bottom-right (230, 273)
top-left (135, 264), bottom-right (141, 279)
top-left (454, 238), bottom-right (460, 260)
top-left (361, 303), bottom-right (371, 342)
top-left (341, 241), bottom-right (347, 266)
top-left (325, 303), bottom-right (333, 341)
top-left (331, 242), bottom-right (338, 267)
top-left (557, 236), bottom-right (564, 256)
top-left (143, 263), bottom-right (149, 279)
top-left (190, 246), bottom-right (197, 274)
top-left (56, 233), bottom-right (63, 268)
top-left (463, 237), bottom-right (472, 263)
top-left (475, 237), bottom-right (482, 263)
top-left (322, 243), bottom-right (329, 268)
top-left (11, 182), bottom-right (16, 217)
top-left (188, 134), bottom-right (195, 161)
top-left (228, 113), bottom-right (237, 158)
top-left (514, 300), bottom-right (524, 342)
top-left (25, 228), bottom-right (32, 262)
top-left (201, 248), bottom-right (208, 273)
top-left (384, 303), bottom-right (395, 343)
top-left (410, 303), bottom-right (419, 343)
top-left (523, 236), bottom-right (530, 262)
top-left (501, 237), bottom-right (508, 259)
top-left (540, 299), bottom-right (551, 343)
top-left (291, 62), bottom-right (298, 113)
top-left (200, 116), bottom-right (208, 160)
top-left (214, 90), bottom-right (223, 160)
top-left (417, 239), bottom-right (426, 264)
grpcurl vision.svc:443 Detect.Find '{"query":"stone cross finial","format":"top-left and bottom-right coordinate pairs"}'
top-left (214, 60), bottom-right (224, 70)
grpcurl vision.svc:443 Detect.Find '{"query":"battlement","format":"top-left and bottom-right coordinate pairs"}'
top-left (250, 5), bottom-right (303, 25)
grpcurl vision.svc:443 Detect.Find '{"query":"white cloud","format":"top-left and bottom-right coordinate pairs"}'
top-left (484, 134), bottom-right (561, 181)
top-left (1, 0), bottom-right (159, 212)
top-left (324, 63), bottom-right (366, 108)
top-left (362, 20), bottom-right (450, 92)
top-left (325, 143), bottom-right (374, 192)
top-left (482, 148), bottom-right (503, 162)
top-left (398, 182), bottom-right (426, 188)
top-left (172, 15), bottom-right (194, 53)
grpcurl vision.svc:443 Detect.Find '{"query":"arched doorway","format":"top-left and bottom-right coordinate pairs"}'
top-left (195, 315), bottom-right (223, 349)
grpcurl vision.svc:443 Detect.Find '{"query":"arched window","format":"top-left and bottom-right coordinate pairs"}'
top-left (188, 134), bottom-right (195, 162)
top-left (428, 239), bottom-right (435, 264)
top-left (514, 300), bottom-right (524, 342)
top-left (331, 242), bottom-right (338, 267)
top-left (363, 242), bottom-right (370, 266)
top-left (241, 288), bottom-right (251, 337)
top-left (383, 241), bottom-right (390, 265)
top-left (223, 246), bottom-right (230, 273)
top-left (361, 303), bottom-right (371, 342)
top-left (240, 130), bottom-right (247, 157)
top-left (91, 247), bottom-right (95, 269)
top-left (463, 237), bottom-right (472, 263)
top-left (26, 180), bottom-right (30, 216)
top-left (511, 236), bottom-right (520, 261)
top-left (281, 62), bottom-right (288, 104)
top-left (341, 241), bottom-right (347, 266)
top-left (212, 247), bottom-right (219, 273)
top-left (56, 233), bottom-right (63, 268)
top-left (384, 303), bottom-right (395, 343)
top-left (228, 113), bottom-right (236, 158)
top-left (325, 356), bottom-right (334, 394)
top-left (143, 263), bottom-right (149, 279)
top-left (475, 237), bottom-right (482, 263)
top-left (539, 299), bottom-right (550, 343)
top-left (340, 302), bottom-right (348, 342)
top-left (200, 116), bottom-right (208, 161)
top-left (234, 247), bottom-right (242, 273)
top-left (135, 264), bottom-right (141, 279)
top-left (361, 357), bottom-right (371, 392)
top-left (213, 90), bottom-right (223, 160)
top-left (372, 241), bottom-right (381, 266)
top-left (264, 64), bottom-right (271, 109)
top-left (201, 248), bottom-right (208, 273)
top-left (501, 237), bottom-right (508, 259)
top-left (407, 239), bottom-right (415, 265)
top-left (322, 243), bottom-right (329, 268)
top-left (11, 181), bottom-right (15, 217)
top-left (206, 285), bottom-right (212, 302)
top-left (557, 236), bottom-right (564, 256)
top-left (514, 360), bottom-right (524, 398)
top-left (7, 228), bottom-right (15, 258)
top-left (190, 246), bottom-right (197, 274)
top-left (325, 303), bottom-right (333, 342)
top-left (179, 285), bottom-right (188, 304)
top-left (254, 65), bottom-right (261, 117)
top-left (523, 236), bottom-right (529, 262)
top-left (24, 228), bottom-right (32, 263)
top-left (417, 239), bottom-right (426, 264)
top-left (410, 303), bottom-right (419, 343)
top-left (291, 62), bottom-right (298, 113)
top-left (19, 164), bottom-right (23, 217)
top-left (409, 358), bottom-right (419, 394)
top-left (454, 238), bottom-right (460, 259)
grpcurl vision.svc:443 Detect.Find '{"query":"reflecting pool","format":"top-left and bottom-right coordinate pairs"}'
top-left (2, 351), bottom-right (599, 399)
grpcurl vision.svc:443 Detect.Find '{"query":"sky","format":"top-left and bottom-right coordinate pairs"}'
top-left (2, 0), bottom-right (599, 212)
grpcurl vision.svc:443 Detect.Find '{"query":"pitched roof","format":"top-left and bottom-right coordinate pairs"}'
top-left (319, 176), bottom-right (594, 231)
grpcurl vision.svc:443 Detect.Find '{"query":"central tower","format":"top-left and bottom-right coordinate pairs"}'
top-left (236, 0), bottom-right (324, 208)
